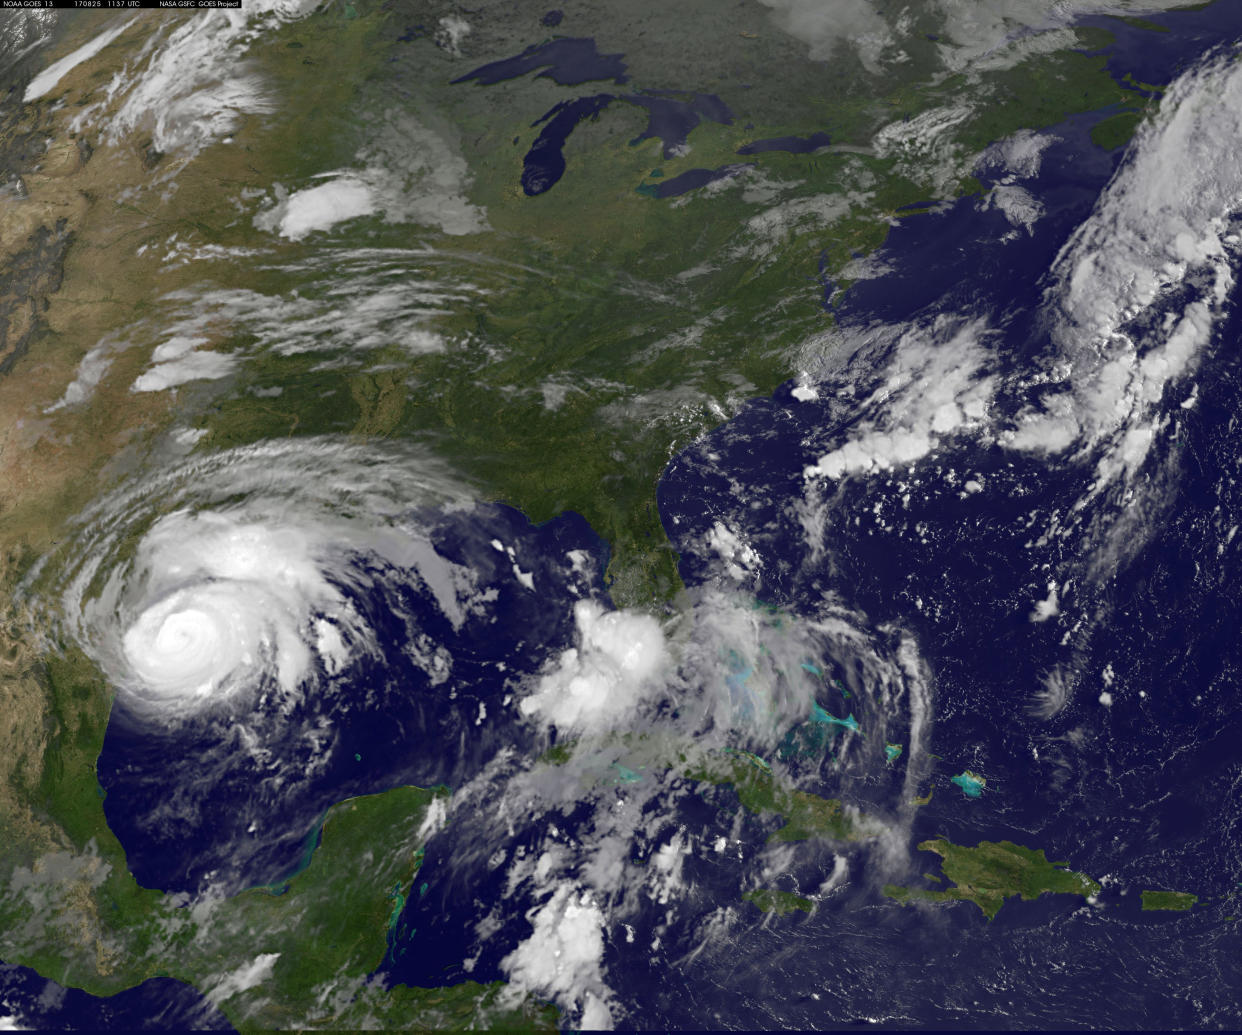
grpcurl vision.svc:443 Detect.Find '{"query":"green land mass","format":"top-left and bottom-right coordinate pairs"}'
top-left (80, 5), bottom-right (1164, 609)
top-left (1140, 890), bottom-right (1198, 912)
top-left (687, 750), bottom-right (865, 843)
top-left (884, 838), bottom-right (1101, 921)
top-left (306, 24), bottom-right (1157, 607)
top-left (1091, 109), bottom-right (1145, 151)
top-left (0, 650), bottom-right (555, 1032)
top-left (743, 888), bottom-right (814, 916)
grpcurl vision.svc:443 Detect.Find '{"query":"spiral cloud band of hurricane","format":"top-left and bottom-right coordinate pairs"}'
top-left (28, 438), bottom-right (472, 723)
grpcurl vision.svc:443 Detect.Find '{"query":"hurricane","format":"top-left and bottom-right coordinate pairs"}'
top-left (21, 423), bottom-right (932, 921)
top-left (34, 438), bottom-right (465, 721)
top-left (115, 514), bottom-right (364, 715)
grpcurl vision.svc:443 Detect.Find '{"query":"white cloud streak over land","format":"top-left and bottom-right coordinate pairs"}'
top-left (131, 336), bottom-right (238, 392)
top-left (207, 952), bottom-right (280, 1004)
top-left (266, 176), bottom-right (378, 242)
top-left (23, 18), bottom-right (134, 102)
top-left (41, 248), bottom-right (472, 408)
top-left (254, 111), bottom-right (489, 241)
top-left (61, 1), bottom-right (323, 162)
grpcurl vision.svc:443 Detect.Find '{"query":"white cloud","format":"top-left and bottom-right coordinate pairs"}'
top-left (364, 110), bottom-right (488, 236)
top-left (171, 276), bottom-right (453, 358)
top-left (520, 600), bottom-right (669, 734)
top-left (647, 832), bottom-right (690, 905)
top-left (150, 334), bottom-right (209, 363)
top-left (435, 16), bottom-right (471, 57)
top-left (131, 348), bottom-right (238, 392)
top-left (24, 18), bottom-right (134, 102)
top-left (760, 1), bottom-right (1205, 76)
top-left (72, 2), bottom-right (323, 164)
top-left (208, 952), bottom-right (280, 1004)
top-left (705, 521), bottom-right (759, 582)
top-left (502, 886), bottom-right (613, 1030)
top-left (1004, 53), bottom-right (1242, 488)
top-left (49, 437), bottom-right (471, 723)
top-left (1029, 582), bottom-right (1060, 623)
top-left (805, 317), bottom-right (993, 481)
top-left (933, 1), bottom-right (1203, 70)
top-left (985, 129), bottom-right (1054, 180)
top-left (255, 110), bottom-right (488, 241)
top-left (989, 183), bottom-right (1044, 234)
top-left (874, 105), bottom-right (973, 158)
top-left (438, 590), bottom-right (936, 1032)
top-left (113, 514), bottom-right (365, 710)
top-left (0, 11), bottom-right (56, 85)
top-left (268, 176), bottom-right (377, 241)
top-left (540, 382), bottom-right (576, 410)
top-left (44, 343), bottom-right (113, 412)
top-left (758, 0), bottom-right (897, 71)
top-left (873, 105), bottom-right (974, 192)
top-left (741, 193), bottom-right (861, 260)
top-left (417, 796), bottom-right (448, 841)
top-left (173, 426), bottom-right (209, 446)
top-left (805, 51), bottom-right (1242, 504)
top-left (109, 247), bottom-right (467, 395)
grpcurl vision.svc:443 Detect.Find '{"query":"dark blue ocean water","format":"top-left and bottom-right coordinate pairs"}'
top-left (0, 965), bottom-right (230, 1031)
top-left (97, 504), bottom-right (608, 896)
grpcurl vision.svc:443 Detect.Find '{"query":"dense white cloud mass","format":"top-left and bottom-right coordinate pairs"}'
top-left (253, 110), bottom-right (488, 242)
top-left (519, 600), bottom-right (670, 734)
top-left (805, 51), bottom-right (1242, 497)
top-left (131, 346), bottom-right (238, 392)
top-left (267, 176), bottom-right (378, 241)
top-left (805, 317), bottom-right (994, 480)
top-left (52, 2), bottom-right (324, 163)
top-left (115, 514), bottom-right (369, 710)
top-left (1007, 52), bottom-right (1242, 488)
top-left (502, 886), bottom-right (614, 1029)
